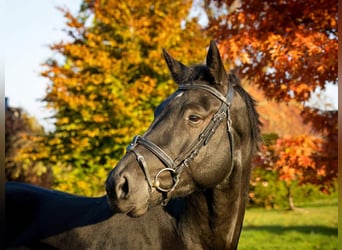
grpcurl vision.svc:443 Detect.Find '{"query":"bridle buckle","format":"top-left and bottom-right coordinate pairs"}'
top-left (126, 135), bottom-right (140, 152)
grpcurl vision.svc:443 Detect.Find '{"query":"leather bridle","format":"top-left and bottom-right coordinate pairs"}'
top-left (126, 82), bottom-right (235, 205)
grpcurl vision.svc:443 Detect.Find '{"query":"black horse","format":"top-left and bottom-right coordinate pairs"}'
top-left (6, 41), bottom-right (260, 250)
top-left (5, 182), bottom-right (182, 249)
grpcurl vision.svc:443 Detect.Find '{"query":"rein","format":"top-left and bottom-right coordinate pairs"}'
top-left (126, 83), bottom-right (234, 205)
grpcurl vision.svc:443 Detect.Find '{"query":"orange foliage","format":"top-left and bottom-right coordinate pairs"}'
top-left (274, 135), bottom-right (322, 181)
top-left (256, 132), bottom-right (336, 192)
top-left (244, 83), bottom-right (314, 136)
top-left (206, 0), bottom-right (337, 101)
top-left (206, 0), bottom-right (337, 189)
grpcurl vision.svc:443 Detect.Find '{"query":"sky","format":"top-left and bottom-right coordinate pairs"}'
top-left (4, 0), bottom-right (338, 132)
top-left (5, 0), bottom-right (81, 131)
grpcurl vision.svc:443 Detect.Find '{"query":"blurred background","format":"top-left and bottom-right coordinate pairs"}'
top-left (5, 1), bottom-right (337, 249)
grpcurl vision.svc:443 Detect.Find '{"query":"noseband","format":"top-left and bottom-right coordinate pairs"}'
top-left (126, 82), bottom-right (234, 205)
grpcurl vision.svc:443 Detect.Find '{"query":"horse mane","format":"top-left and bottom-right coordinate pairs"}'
top-left (228, 72), bottom-right (262, 151)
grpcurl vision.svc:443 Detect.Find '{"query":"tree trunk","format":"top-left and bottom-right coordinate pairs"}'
top-left (286, 185), bottom-right (296, 210)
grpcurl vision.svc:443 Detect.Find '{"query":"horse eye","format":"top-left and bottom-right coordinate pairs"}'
top-left (188, 115), bottom-right (202, 124)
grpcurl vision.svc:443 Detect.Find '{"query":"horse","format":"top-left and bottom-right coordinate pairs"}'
top-left (6, 182), bottom-right (185, 249)
top-left (5, 182), bottom-right (113, 249)
top-left (105, 40), bottom-right (261, 249)
top-left (5, 41), bottom-right (261, 250)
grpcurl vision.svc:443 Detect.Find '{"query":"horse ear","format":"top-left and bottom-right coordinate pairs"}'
top-left (206, 40), bottom-right (228, 85)
top-left (162, 49), bottom-right (188, 83)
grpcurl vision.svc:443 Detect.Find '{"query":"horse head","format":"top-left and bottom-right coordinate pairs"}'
top-left (105, 41), bottom-right (257, 218)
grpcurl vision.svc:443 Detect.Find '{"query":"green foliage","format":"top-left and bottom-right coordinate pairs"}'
top-left (249, 167), bottom-right (337, 209)
top-left (249, 167), bottom-right (288, 209)
top-left (262, 132), bottom-right (279, 147)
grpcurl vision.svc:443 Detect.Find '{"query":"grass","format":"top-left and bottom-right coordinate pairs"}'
top-left (238, 199), bottom-right (338, 250)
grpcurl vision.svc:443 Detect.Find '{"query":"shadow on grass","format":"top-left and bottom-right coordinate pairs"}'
top-left (243, 225), bottom-right (337, 236)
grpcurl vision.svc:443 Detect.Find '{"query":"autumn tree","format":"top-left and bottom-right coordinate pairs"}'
top-left (5, 100), bottom-right (53, 187)
top-left (204, 0), bottom-right (338, 200)
top-left (40, 0), bottom-right (209, 195)
top-left (255, 135), bottom-right (324, 209)
top-left (244, 84), bottom-right (329, 209)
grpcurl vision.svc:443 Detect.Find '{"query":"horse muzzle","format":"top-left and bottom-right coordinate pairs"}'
top-left (105, 155), bottom-right (151, 217)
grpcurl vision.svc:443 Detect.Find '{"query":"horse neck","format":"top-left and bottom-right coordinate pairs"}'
top-left (180, 150), bottom-right (251, 250)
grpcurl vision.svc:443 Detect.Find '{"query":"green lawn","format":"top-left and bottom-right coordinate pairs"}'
top-left (238, 200), bottom-right (338, 250)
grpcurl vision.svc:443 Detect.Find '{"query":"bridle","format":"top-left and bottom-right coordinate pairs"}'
top-left (126, 81), bottom-right (235, 205)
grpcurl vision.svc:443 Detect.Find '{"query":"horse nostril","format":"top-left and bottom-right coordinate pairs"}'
top-left (116, 176), bottom-right (130, 199)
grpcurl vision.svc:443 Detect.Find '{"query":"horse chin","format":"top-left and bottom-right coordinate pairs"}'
top-left (126, 204), bottom-right (149, 218)
top-left (106, 195), bottom-right (150, 218)
top-left (127, 192), bottom-right (169, 217)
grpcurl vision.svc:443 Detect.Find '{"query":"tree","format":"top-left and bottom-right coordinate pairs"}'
top-left (244, 84), bottom-right (333, 209)
top-left (301, 108), bottom-right (338, 187)
top-left (256, 135), bottom-right (324, 209)
top-left (204, 0), bottom-right (338, 196)
top-left (205, 0), bottom-right (337, 102)
top-left (244, 84), bottom-right (315, 136)
top-left (40, 0), bottom-right (208, 195)
top-left (5, 101), bottom-right (53, 187)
